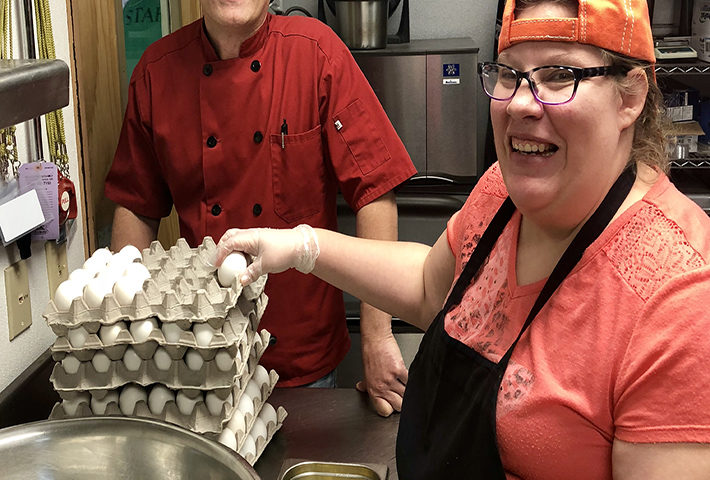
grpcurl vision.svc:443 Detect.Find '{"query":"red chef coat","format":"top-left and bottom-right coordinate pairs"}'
top-left (105, 13), bottom-right (416, 386)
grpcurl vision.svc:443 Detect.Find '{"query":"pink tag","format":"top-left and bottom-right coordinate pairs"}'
top-left (18, 162), bottom-right (59, 240)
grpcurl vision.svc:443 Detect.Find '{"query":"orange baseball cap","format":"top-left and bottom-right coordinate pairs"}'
top-left (498, 0), bottom-right (656, 64)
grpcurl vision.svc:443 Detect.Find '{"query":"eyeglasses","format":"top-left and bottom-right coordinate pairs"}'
top-left (477, 62), bottom-right (631, 105)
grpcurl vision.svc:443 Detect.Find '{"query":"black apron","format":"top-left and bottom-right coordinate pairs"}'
top-left (396, 168), bottom-right (636, 479)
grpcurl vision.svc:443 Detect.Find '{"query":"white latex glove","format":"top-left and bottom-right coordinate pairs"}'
top-left (215, 225), bottom-right (320, 285)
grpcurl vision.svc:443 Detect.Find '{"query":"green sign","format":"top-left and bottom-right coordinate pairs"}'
top-left (123, 0), bottom-right (162, 81)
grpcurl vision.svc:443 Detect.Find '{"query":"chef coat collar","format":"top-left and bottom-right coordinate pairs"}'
top-left (200, 12), bottom-right (271, 61)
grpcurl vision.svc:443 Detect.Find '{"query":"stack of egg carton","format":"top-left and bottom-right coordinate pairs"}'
top-left (43, 237), bottom-right (288, 465)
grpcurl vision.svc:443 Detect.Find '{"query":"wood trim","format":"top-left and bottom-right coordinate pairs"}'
top-left (180, 0), bottom-right (202, 25)
top-left (67, 0), bottom-right (124, 253)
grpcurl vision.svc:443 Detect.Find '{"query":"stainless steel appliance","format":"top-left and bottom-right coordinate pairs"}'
top-left (333, 1), bottom-right (388, 50)
top-left (352, 38), bottom-right (481, 182)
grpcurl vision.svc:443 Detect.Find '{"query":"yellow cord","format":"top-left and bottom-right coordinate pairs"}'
top-left (35, 0), bottom-right (69, 177)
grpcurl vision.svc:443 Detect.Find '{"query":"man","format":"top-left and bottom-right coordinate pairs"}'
top-left (104, 0), bottom-right (416, 416)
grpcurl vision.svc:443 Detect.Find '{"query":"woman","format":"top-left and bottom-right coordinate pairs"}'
top-left (216, 0), bottom-right (710, 477)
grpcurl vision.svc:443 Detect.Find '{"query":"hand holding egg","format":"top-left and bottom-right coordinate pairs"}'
top-left (217, 251), bottom-right (249, 287)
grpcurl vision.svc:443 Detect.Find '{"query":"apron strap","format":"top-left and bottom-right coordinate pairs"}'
top-left (444, 196), bottom-right (516, 310)
top-left (500, 166), bottom-right (636, 364)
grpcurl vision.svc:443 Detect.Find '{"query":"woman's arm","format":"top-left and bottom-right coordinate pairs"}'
top-left (612, 440), bottom-right (710, 479)
top-left (216, 226), bottom-right (457, 331)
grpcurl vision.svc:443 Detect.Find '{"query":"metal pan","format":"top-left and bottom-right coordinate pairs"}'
top-left (279, 458), bottom-right (388, 480)
top-left (0, 416), bottom-right (260, 480)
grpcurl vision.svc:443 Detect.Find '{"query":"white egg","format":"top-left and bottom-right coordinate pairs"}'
top-left (113, 276), bottom-right (143, 306)
top-left (119, 384), bottom-right (147, 415)
top-left (250, 416), bottom-right (268, 441)
top-left (90, 390), bottom-right (118, 414)
top-left (148, 384), bottom-right (175, 415)
top-left (214, 349), bottom-right (234, 372)
top-left (238, 434), bottom-right (256, 460)
top-left (176, 390), bottom-right (202, 416)
top-left (91, 351), bottom-right (112, 373)
top-left (83, 275), bottom-right (115, 309)
top-left (99, 321), bottom-right (126, 345)
top-left (122, 346), bottom-right (143, 371)
top-left (252, 364), bottom-right (270, 389)
top-left (218, 427), bottom-right (238, 450)
top-left (192, 322), bottom-right (215, 347)
top-left (227, 409), bottom-right (246, 433)
top-left (153, 347), bottom-right (172, 371)
top-left (53, 279), bottom-right (84, 311)
top-left (90, 247), bottom-right (113, 264)
top-left (245, 379), bottom-right (262, 403)
top-left (205, 391), bottom-right (226, 416)
top-left (122, 262), bottom-right (150, 282)
top-left (67, 326), bottom-right (89, 348)
top-left (106, 252), bottom-right (133, 273)
top-left (129, 318), bottom-right (158, 343)
top-left (259, 402), bottom-right (277, 427)
top-left (217, 252), bottom-right (248, 287)
top-left (82, 256), bottom-right (106, 276)
top-left (161, 322), bottom-right (183, 343)
top-left (68, 268), bottom-right (94, 288)
top-left (184, 349), bottom-right (204, 371)
top-left (61, 354), bottom-right (81, 374)
top-left (63, 392), bottom-right (90, 416)
top-left (118, 244), bottom-right (142, 262)
top-left (236, 392), bottom-right (254, 417)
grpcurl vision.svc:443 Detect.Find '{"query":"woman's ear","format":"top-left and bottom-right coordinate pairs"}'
top-left (618, 67), bottom-right (649, 130)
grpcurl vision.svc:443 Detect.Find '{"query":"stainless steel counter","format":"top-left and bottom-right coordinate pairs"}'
top-left (255, 388), bottom-right (400, 480)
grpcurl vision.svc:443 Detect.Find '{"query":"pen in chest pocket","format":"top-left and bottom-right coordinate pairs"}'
top-left (281, 119), bottom-right (288, 149)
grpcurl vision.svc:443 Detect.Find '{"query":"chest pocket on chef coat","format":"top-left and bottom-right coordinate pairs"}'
top-left (333, 99), bottom-right (390, 175)
top-left (270, 124), bottom-right (327, 223)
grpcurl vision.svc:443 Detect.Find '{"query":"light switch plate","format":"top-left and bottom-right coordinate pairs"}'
top-left (5, 259), bottom-right (32, 340)
top-left (45, 241), bottom-right (68, 300)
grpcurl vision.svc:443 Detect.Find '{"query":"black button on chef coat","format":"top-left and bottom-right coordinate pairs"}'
top-left (251, 60), bottom-right (261, 72)
top-left (211, 204), bottom-right (222, 216)
top-left (253, 131), bottom-right (263, 144)
top-left (206, 136), bottom-right (217, 148)
top-left (253, 203), bottom-right (262, 216)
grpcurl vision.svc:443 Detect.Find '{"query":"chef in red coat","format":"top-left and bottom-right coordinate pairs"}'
top-left (105, 0), bottom-right (416, 416)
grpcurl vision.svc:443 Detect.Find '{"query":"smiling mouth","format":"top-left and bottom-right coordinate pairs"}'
top-left (511, 139), bottom-right (559, 157)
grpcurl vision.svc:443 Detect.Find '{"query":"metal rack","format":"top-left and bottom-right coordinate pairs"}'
top-left (655, 62), bottom-right (710, 76)
top-left (670, 152), bottom-right (710, 169)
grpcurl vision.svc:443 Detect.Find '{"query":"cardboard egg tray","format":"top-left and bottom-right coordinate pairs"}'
top-left (50, 329), bottom-right (271, 392)
top-left (48, 300), bottom-right (261, 361)
top-left (49, 345), bottom-right (278, 435)
top-left (233, 404), bottom-right (288, 466)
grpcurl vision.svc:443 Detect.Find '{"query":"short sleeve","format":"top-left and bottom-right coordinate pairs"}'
top-left (104, 63), bottom-right (173, 220)
top-left (319, 41), bottom-right (415, 211)
top-left (614, 265), bottom-right (710, 443)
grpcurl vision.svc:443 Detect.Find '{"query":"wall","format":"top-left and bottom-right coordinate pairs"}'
top-left (0, 1), bottom-right (85, 393)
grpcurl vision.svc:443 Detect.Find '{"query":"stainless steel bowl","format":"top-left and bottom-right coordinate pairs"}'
top-left (334, 0), bottom-right (388, 50)
top-left (0, 416), bottom-right (260, 480)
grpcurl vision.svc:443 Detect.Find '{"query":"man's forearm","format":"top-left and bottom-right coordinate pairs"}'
top-left (110, 205), bottom-right (161, 251)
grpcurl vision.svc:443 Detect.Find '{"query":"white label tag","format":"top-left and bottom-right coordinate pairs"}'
top-left (334, 120), bottom-right (343, 131)
top-left (18, 162), bottom-right (58, 241)
top-left (0, 189), bottom-right (46, 244)
top-left (443, 78), bottom-right (461, 85)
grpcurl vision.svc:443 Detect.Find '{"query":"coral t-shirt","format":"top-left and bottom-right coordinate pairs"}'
top-left (446, 163), bottom-right (710, 479)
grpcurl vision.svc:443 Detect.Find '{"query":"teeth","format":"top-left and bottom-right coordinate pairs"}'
top-left (511, 140), bottom-right (557, 155)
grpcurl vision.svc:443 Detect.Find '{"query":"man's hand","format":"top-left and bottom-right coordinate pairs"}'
top-left (357, 332), bottom-right (408, 417)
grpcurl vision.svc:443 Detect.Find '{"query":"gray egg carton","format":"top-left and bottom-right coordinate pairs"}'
top-left (50, 329), bottom-right (271, 393)
top-left (43, 236), bottom-right (266, 331)
top-left (50, 382), bottom-right (240, 434)
top-left (49, 330), bottom-right (277, 435)
top-left (48, 297), bottom-right (266, 361)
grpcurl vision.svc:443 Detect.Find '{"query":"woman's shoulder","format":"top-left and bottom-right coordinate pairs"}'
top-left (602, 173), bottom-right (710, 301)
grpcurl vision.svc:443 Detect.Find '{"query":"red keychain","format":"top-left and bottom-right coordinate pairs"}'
top-left (57, 169), bottom-right (77, 225)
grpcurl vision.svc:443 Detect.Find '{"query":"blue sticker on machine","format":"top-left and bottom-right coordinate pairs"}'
top-left (443, 64), bottom-right (460, 77)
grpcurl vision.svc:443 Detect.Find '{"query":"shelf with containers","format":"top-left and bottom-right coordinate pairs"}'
top-left (655, 60), bottom-right (710, 214)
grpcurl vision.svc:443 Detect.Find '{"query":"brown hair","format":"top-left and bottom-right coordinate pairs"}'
top-left (601, 50), bottom-right (670, 173)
